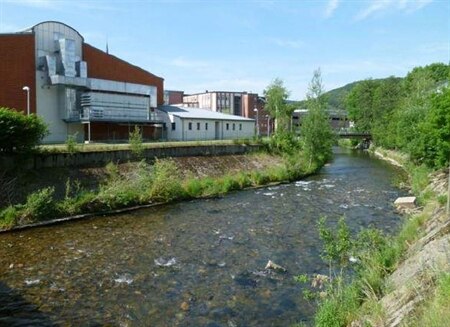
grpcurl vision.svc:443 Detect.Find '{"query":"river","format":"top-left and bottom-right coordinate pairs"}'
top-left (0, 148), bottom-right (405, 326)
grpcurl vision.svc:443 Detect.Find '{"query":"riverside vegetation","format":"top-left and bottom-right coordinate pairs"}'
top-left (298, 63), bottom-right (450, 327)
top-left (0, 70), bottom-right (334, 230)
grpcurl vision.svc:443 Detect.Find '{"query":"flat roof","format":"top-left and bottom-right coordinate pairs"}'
top-left (159, 105), bottom-right (255, 122)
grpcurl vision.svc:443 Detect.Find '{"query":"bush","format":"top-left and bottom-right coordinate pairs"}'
top-left (0, 107), bottom-right (48, 153)
top-left (66, 132), bottom-right (79, 154)
top-left (129, 125), bottom-right (144, 158)
top-left (22, 187), bottom-right (57, 223)
top-left (0, 206), bottom-right (20, 228)
top-left (148, 159), bottom-right (184, 201)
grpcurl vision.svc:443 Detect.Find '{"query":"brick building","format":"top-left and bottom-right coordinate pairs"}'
top-left (164, 90), bottom-right (184, 105)
top-left (183, 91), bottom-right (271, 136)
top-left (0, 21), bottom-right (164, 143)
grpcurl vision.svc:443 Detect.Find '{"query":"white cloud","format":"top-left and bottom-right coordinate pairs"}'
top-left (355, 0), bottom-right (433, 20)
top-left (324, 0), bottom-right (340, 18)
top-left (268, 37), bottom-right (304, 49)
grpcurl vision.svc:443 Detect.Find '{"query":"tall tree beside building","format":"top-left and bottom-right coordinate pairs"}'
top-left (263, 78), bottom-right (291, 132)
top-left (301, 69), bottom-right (335, 169)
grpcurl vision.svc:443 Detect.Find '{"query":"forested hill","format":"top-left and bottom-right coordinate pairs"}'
top-left (324, 78), bottom-right (403, 110)
top-left (295, 79), bottom-right (386, 110)
top-left (295, 78), bottom-right (400, 110)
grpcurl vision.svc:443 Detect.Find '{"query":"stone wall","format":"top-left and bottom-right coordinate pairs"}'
top-left (0, 144), bottom-right (262, 170)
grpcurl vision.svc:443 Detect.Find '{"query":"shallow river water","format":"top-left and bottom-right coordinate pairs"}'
top-left (0, 148), bottom-right (405, 326)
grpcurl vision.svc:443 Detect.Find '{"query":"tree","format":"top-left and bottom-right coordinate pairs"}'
top-left (301, 69), bottom-right (335, 169)
top-left (263, 78), bottom-right (291, 132)
top-left (345, 79), bottom-right (380, 132)
top-left (413, 87), bottom-right (450, 168)
top-left (0, 108), bottom-right (48, 153)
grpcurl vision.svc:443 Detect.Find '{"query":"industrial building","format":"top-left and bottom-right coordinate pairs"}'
top-left (164, 90), bottom-right (184, 105)
top-left (0, 21), bottom-right (164, 143)
top-left (182, 91), bottom-right (272, 136)
top-left (157, 105), bottom-right (255, 141)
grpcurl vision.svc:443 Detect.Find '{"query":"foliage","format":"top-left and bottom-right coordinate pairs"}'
top-left (309, 183), bottom-right (439, 326)
top-left (21, 187), bottom-right (57, 223)
top-left (345, 62), bottom-right (450, 169)
top-left (267, 130), bottom-right (301, 155)
top-left (129, 125), bottom-right (144, 158)
top-left (263, 78), bottom-right (292, 131)
top-left (412, 88), bottom-right (450, 168)
top-left (301, 69), bottom-right (335, 169)
top-left (318, 216), bottom-right (352, 269)
top-left (148, 159), bottom-right (184, 201)
top-left (66, 132), bottom-right (79, 154)
top-left (411, 273), bottom-right (450, 327)
top-left (0, 107), bottom-right (48, 153)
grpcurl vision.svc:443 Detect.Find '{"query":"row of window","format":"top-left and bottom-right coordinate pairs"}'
top-left (171, 122), bottom-right (243, 131)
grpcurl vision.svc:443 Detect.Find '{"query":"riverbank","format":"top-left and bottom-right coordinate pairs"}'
top-left (0, 150), bottom-right (316, 231)
top-left (0, 147), bottom-right (404, 326)
top-left (312, 147), bottom-right (449, 327)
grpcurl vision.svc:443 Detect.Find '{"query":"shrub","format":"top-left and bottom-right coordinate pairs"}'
top-left (21, 187), bottom-right (57, 223)
top-left (148, 159), bottom-right (184, 201)
top-left (129, 125), bottom-right (144, 158)
top-left (66, 132), bottom-right (79, 154)
top-left (0, 107), bottom-right (48, 153)
top-left (0, 206), bottom-right (20, 228)
top-left (183, 178), bottom-right (204, 197)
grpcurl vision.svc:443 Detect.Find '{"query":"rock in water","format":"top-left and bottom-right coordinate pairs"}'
top-left (265, 260), bottom-right (287, 273)
top-left (394, 197), bottom-right (416, 209)
top-left (154, 257), bottom-right (177, 267)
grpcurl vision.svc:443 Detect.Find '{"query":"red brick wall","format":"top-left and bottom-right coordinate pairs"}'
top-left (83, 44), bottom-right (164, 105)
top-left (0, 34), bottom-right (36, 114)
top-left (167, 91), bottom-right (184, 105)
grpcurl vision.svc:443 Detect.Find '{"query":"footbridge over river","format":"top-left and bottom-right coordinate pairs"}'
top-left (336, 131), bottom-right (372, 139)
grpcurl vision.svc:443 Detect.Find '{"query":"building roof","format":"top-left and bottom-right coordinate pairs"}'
top-left (159, 105), bottom-right (255, 121)
top-left (184, 91), bottom-right (257, 96)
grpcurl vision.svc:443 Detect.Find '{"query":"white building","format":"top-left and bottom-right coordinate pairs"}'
top-left (157, 105), bottom-right (255, 141)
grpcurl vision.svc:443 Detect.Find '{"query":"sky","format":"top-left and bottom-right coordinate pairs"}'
top-left (0, 0), bottom-right (449, 100)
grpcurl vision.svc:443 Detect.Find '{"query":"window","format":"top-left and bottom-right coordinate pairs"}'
top-left (205, 123), bottom-right (208, 130)
top-left (171, 122), bottom-right (176, 131)
top-left (226, 123), bottom-right (229, 130)
top-left (239, 124), bottom-right (242, 131)
top-left (188, 122), bottom-right (192, 130)
top-left (197, 122), bottom-right (200, 130)
top-left (232, 123), bottom-right (235, 131)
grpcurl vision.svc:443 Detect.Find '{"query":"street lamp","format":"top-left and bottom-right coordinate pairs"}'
top-left (253, 107), bottom-right (259, 137)
top-left (22, 86), bottom-right (30, 115)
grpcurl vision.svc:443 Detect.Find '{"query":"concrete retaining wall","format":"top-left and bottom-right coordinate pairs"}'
top-left (0, 144), bottom-right (262, 169)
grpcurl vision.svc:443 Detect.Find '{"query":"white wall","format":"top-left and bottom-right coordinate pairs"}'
top-left (165, 117), bottom-right (254, 141)
top-left (36, 75), bottom-right (84, 143)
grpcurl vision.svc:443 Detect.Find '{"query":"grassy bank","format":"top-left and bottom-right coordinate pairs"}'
top-left (0, 149), bottom-right (317, 230)
top-left (38, 138), bottom-right (259, 154)
top-left (306, 148), bottom-right (448, 327)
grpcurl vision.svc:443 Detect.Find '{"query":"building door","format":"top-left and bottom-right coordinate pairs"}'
top-left (215, 121), bottom-right (220, 139)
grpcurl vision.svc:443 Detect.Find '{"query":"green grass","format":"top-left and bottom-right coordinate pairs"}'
top-left (39, 139), bottom-right (260, 154)
top-left (312, 152), bottom-right (441, 327)
top-left (411, 273), bottom-right (450, 327)
top-left (0, 148), bottom-right (316, 229)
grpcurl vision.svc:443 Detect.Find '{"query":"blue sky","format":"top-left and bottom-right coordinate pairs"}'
top-left (0, 0), bottom-right (448, 99)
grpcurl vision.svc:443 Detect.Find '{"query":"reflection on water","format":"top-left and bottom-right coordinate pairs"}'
top-left (0, 149), bottom-right (405, 326)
